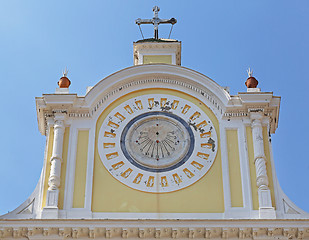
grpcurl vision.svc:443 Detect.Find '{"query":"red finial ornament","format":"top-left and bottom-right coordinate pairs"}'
top-left (245, 68), bottom-right (258, 88)
top-left (58, 68), bottom-right (71, 88)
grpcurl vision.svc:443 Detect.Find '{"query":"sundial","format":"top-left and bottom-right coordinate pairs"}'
top-left (98, 94), bottom-right (218, 193)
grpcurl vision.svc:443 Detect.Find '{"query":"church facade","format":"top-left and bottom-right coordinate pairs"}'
top-left (1, 7), bottom-right (309, 240)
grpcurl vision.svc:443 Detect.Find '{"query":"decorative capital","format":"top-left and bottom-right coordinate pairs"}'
top-left (46, 117), bottom-right (54, 127)
top-left (53, 111), bottom-right (67, 126)
top-left (249, 109), bottom-right (264, 121)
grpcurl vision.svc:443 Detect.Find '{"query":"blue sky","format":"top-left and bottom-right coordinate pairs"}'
top-left (0, 0), bottom-right (308, 215)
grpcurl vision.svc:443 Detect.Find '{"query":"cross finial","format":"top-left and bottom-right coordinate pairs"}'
top-left (135, 6), bottom-right (177, 40)
top-left (153, 6), bottom-right (160, 17)
top-left (247, 68), bottom-right (253, 77)
top-left (62, 67), bottom-right (68, 77)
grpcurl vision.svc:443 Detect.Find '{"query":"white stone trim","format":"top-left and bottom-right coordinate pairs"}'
top-left (220, 120), bottom-right (254, 219)
top-left (84, 122), bottom-right (96, 212)
top-left (64, 124), bottom-right (79, 210)
top-left (63, 126), bottom-right (73, 212)
top-left (39, 124), bottom-right (53, 212)
top-left (238, 124), bottom-right (252, 211)
top-left (91, 212), bottom-right (224, 219)
top-left (138, 52), bottom-right (177, 65)
top-left (64, 120), bottom-right (93, 211)
top-left (242, 122), bottom-right (255, 215)
top-left (219, 121), bottom-right (232, 211)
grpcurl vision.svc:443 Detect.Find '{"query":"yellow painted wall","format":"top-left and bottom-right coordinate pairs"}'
top-left (92, 88), bottom-right (224, 213)
top-left (72, 130), bottom-right (89, 208)
top-left (42, 127), bottom-right (54, 208)
top-left (226, 130), bottom-right (243, 207)
top-left (263, 127), bottom-right (276, 209)
top-left (246, 126), bottom-right (259, 210)
top-left (143, 55), bottom-right (172, 64)
top-left (58, 127), bottom-right (70, 209)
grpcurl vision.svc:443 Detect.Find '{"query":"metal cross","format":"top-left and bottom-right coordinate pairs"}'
top-left (135, 6), bottom-right (177, 39)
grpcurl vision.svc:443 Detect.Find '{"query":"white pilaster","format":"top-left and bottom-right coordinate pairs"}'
top-left (43, 112), bottom-right (66, 218)
top-left (250, 112), bottom-right (276, 219)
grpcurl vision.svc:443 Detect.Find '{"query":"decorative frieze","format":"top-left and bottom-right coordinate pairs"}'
top-left (1, 226), bottom-right (309, 239)
top-left (223, 111), bottom-right (249, 117)
top-left (223, 109), bottom-right (272, 118)
top-left (68, 112), bottom-right (91, 118)
top-left (52, 109), bottom-right (68, 114)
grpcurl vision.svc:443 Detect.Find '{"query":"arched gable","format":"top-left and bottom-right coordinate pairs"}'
top-left (84, 64), bottom-right (230, 121)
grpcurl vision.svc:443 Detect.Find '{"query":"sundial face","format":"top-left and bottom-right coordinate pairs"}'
top-left (121, 112), bottom-right (194, 172)
top-left (98, 93), bottom-right (218, 193)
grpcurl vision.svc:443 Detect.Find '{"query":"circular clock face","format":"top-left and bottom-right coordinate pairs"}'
top-left (98, 93), bottom-right (218, 193)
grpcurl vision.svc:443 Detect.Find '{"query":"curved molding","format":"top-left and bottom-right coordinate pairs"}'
top-left (84, 64), bottom-right (230, 119)
top-left (85, 64), bottom-right (230, 105)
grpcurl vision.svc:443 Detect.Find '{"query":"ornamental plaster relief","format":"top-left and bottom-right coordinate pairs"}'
top-left (1, 225), bottom-right (309, 239)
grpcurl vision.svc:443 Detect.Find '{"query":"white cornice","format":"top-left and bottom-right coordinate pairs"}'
top-left (35, 65), bottom-right (280, 135)
top-left (224, 92), bottom-right (280, 133)
top-left (36, 65), bottom-right (232, 135)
